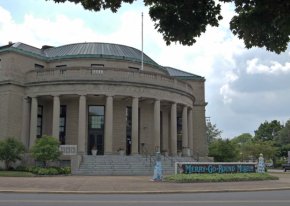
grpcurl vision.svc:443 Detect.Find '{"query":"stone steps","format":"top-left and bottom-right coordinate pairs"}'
top-left (73, 155), bottom-right (196, 176)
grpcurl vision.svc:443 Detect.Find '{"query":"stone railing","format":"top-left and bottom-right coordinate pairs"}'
top-left (59, 145), bottom-right (77, 156)
top-left (25, 67), bottom-right (193, 94)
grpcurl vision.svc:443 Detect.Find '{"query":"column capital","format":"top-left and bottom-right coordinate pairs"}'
top-left (23, 96), bottom-right (30, 102)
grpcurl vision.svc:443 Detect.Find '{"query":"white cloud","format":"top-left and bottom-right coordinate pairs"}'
top-left (0, 5), bottom-right (12, 25)
top-left (0, 6), bottom-right (101, 47)
top-left (246, 58), bottom-right (290, 75)
top-left (219, 70), bottom-right (239, 104)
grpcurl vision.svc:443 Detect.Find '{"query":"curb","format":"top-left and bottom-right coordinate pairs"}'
top-left (1, 187), bottom-right (290, 194)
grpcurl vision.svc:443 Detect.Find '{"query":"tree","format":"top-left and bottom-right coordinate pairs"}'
top-left (206, 121), bottom-right (222, 143)
top-left (225, 0), bottom-right (290, 54)
top-left (47, 0), bottom-right (290, 53)
top-left (209, 138), bottom-right (239, 162)
top-left (30, 135), bottom-right (61, 167)
top-left (243, 140), bottom-right (278, 161)
top-left (231, 133), bottom-right (253, 161)
top-left (254, 120), bottom-right (283, 142)
top-left (276, 120), bottom-right (290, 145)
top-left (0, 138), bottom-right (25, 170)
top-left (231, 133), bottom-right (253, 145)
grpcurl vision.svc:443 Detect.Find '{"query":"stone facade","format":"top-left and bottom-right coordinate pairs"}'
top-left (0, 42), bottom-right (207, 159)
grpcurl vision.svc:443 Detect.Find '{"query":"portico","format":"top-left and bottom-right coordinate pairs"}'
top-left (26, 93), bottom-right (194, 156)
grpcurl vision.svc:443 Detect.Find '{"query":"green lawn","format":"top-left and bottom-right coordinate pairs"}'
top-left (164, 173), bottom-right (278, 183)
top-left (0, 171), bottom-right (35, 177)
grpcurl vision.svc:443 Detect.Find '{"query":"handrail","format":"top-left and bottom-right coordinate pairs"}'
top-left (163, 155), bottom-right (174, 167)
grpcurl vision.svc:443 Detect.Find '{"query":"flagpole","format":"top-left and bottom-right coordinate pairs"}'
top-left (141, 12), bottom-right (144, 71)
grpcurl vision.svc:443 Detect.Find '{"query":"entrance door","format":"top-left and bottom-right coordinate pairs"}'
top-left (126, 107), bottom-right (132, 155)
top-left (88, 106), bottom-right (104, 155)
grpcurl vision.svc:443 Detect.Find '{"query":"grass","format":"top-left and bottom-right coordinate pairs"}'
top-left (0, 171), bottom-right (35, 177)
top-left (164, 173), bottom-right (279, 183)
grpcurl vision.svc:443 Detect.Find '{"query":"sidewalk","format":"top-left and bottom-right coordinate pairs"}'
top-left (0, 171), bottom-right (289, 194)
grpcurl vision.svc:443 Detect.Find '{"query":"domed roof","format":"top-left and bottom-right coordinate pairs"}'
top-left (10, 42), bottom-right (159, 67)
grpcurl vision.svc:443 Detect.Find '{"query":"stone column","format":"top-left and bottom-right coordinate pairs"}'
top-left (131, 97), bottom-right (139, 155)
top-left (52, 95), bottom-right (60, 139)
top-left (29, 97), bottom-right (38, 148)
top-left (154, 99), bottom-right (160, 152)
top-left (182, 106), bottom-right (188, 156)
top-left (170, 103), bottom-right (177, 155)
top-left (78, 95), bottom-right (86, 154)
top-left (161, 111), bottom-right (169, 153)
top-left (188, 108), bottom-right (193, 155)
top-left (104, 95), bottom-right (113, 154)
top-left (21, 97), bottom-right (30, 149)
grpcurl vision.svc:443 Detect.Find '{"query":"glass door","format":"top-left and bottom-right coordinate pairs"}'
top-left (88, 106), bottom-right (104, 155)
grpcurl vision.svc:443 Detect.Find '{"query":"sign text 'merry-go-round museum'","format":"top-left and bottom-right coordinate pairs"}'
top-left (176, 163), bottom-right (256, 174)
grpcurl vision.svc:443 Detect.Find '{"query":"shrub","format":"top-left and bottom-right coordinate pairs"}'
top-left (30, 135), bottom-right (61, 167)
top-left (26, 166), bottom-right (71, 175)
top-left (164, 173), bottom-right (278, 183)
top-left (0, 138), bottom-right (25, 170)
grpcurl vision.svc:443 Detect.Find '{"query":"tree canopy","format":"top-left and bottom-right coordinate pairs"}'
top-left (254, 120), bottom-right (283, 142)
top-left (47, 0), bottom-right (290, 53)
top-left (276, 120), bottom-right (290, 145)
top-left (206, 120), bottom-right (222, 143)
top-left (30, 135), bottom-right (61, 167)
top-left (0, 138), bottom-right (25, 170)
top-left (209, 139), bottom-right (239, 162)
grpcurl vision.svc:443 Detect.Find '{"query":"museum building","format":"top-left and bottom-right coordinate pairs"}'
top-left (0, 42), bottom-right (208, 161)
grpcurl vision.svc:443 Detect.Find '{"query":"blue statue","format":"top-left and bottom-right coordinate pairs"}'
top-left (153, 152), bottom-right (163, 181)
top-left (257, 153), bottom-right (265, 173)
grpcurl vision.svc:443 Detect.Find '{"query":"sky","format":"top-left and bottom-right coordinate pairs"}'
top-left (0, 0), bottom-right (289, 139)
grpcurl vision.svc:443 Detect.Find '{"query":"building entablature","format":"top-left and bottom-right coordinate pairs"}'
top-left (24, 67), bottom-right (194, 103)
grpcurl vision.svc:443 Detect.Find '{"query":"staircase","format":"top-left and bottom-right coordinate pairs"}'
top-left (72, 155), bottom-right (196, 176)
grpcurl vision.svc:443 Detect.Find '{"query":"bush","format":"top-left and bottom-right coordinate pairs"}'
top-left (274, 159), bottom-right (287, 168)
top-left (30, 135), bottom-right (61, 167)
top-left (26, 166), bottom-right (71, 175)
top-left (164, 173), bottom-right (278, 183)
top-left (0, 138), bottom-right (25, 170)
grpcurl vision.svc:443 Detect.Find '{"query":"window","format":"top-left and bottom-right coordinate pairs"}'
top-left (37, 106), bottom-right (43, 138)
top-left (90, 116), bottom-right (104, 129)
top-left (91, 64), bottom-right (104, 67)
top-left (56, 65), bottom-right (67, 68)
top-left (128, 66), bottom-right (139, 71)
top-left (89, 106), bottom-right (104, 129)
top-left (177, 116), bottom-right (182, 151)
top-left (88, 106), bottom-right (105, 155)
top-left (59, 105), bottom-right (66, 145)
top-left (34, 64), bottom-right (44, 69)
top-left (126, 107), bottom-right (132, 155)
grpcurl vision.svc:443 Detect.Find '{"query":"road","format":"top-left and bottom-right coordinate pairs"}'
top-left (0, 190), bottom-right (290, 206)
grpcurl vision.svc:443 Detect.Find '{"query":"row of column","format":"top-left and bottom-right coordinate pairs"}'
top-left (28, 95), bottom-right (193, 156)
